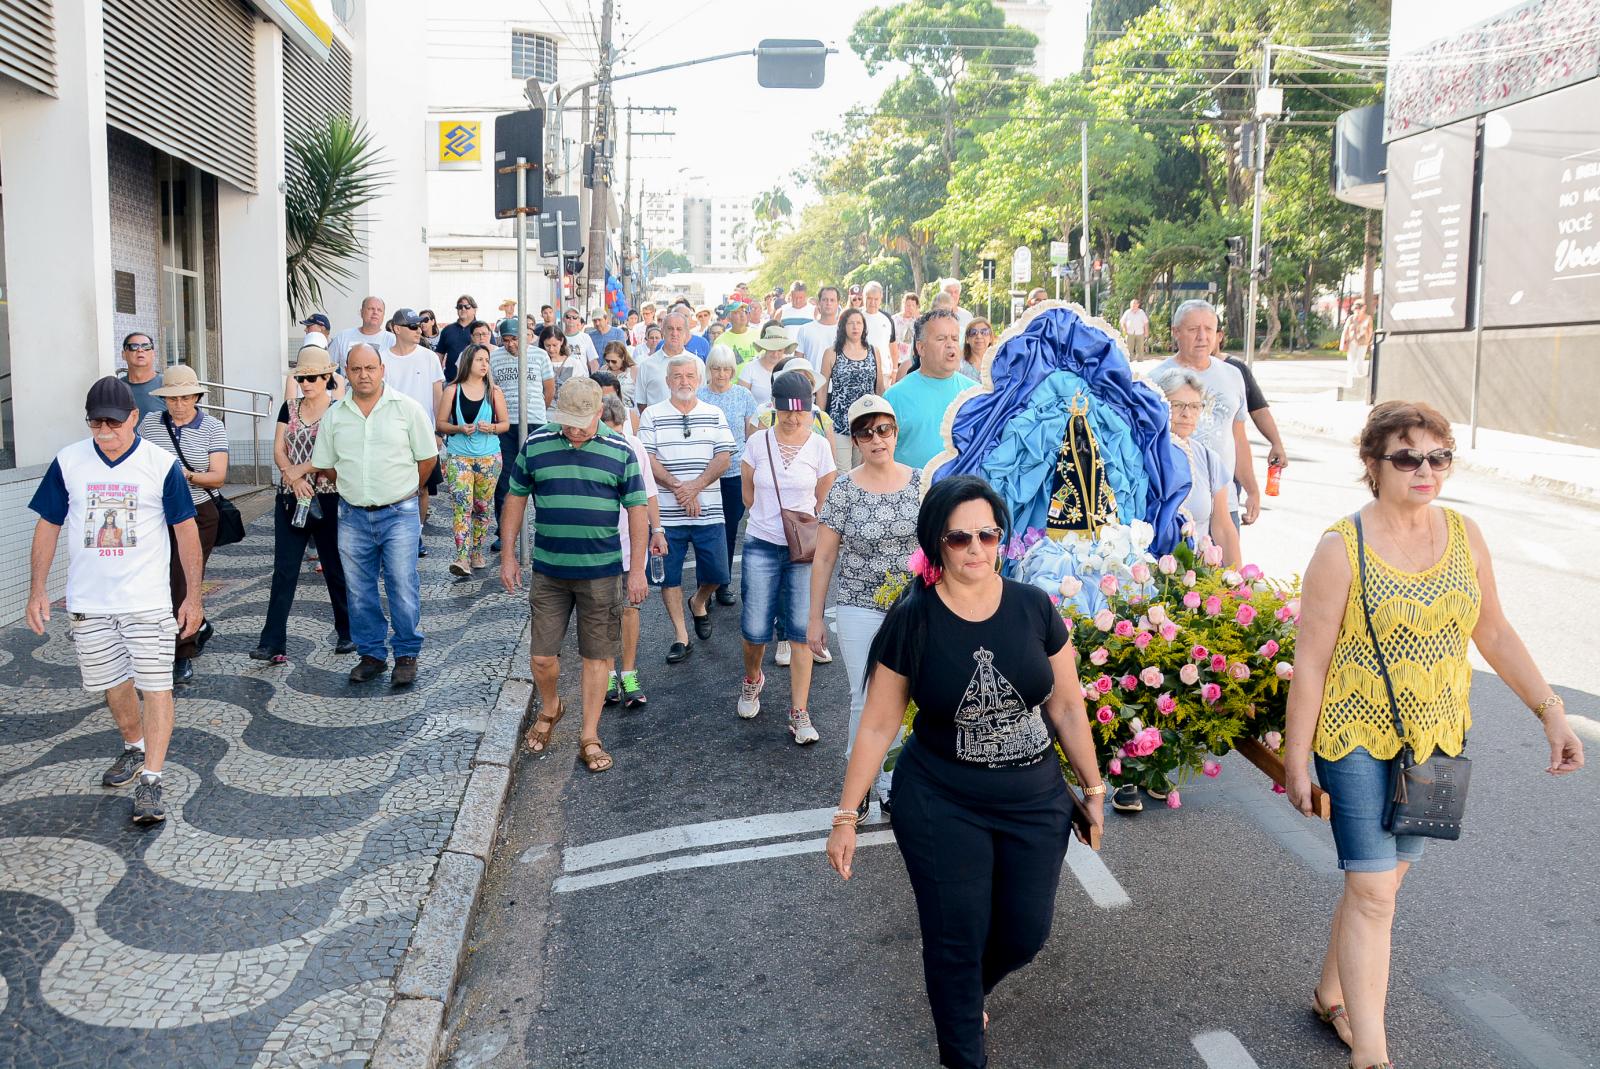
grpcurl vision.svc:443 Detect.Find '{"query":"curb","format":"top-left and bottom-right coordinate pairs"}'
top-left (1274, 416), bottom-right (1600, 508)
top-left (369, 633), bottom-right (533, 1069)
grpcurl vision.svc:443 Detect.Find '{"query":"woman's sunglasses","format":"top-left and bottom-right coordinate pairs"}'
top-left (850, 422), bottom-right (897, 442)
top-left (295, 373), bottom-right (329, 384)
top-left (1382, 448), bottom-right (1453, 472)
top-left (941, 526), bottom-right (1004, 549)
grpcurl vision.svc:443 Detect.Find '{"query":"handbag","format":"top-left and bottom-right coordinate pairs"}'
top-left (164, 415), bottom-right (246, 547)
top-left (764, 433), bottom-right (818, 564)
top-left (1353, 514), bottom-right (1470, 840)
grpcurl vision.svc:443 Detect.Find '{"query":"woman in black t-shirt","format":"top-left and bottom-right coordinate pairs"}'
top-left (827, 475), bottom-right (1106, 1069)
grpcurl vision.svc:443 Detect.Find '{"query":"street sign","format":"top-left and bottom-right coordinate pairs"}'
top-left (1010, 245), bottom-right (1032, 285)
top-left (1010, 294), bottom-right (1025, 320)
top-left (1049, 240), bottom-right (1072, 265)
top-left (537, 196), bottom-right (582, 258)
top-left (981, 258), bottom-right (997, 282)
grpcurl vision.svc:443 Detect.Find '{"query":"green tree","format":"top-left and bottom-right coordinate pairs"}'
top-left (285, 115), bottom-right (389, 316)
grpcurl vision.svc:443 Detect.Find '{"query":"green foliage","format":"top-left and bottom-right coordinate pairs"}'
top-left (285, 115), bottom-right (389, 317)
top-left (649, 249), bottom-right (694, 275)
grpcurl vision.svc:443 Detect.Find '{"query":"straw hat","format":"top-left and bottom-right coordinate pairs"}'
top-left (149, 364), bottom-right (207, 398)
top-left (293, 347), bottom-right (338, 376)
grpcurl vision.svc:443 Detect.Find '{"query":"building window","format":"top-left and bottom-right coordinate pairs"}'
top-left (512, 32), bottom-right (558, 83)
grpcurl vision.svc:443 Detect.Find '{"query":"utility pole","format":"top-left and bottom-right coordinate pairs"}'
top-left (617, 105), bottom-right (676, 307)
top-left (1080, 121), bottom-right (1091, 318)
top-left (584, 0), bottom-right (616, 318)
top-left (1244, 43), bottom-right (1273, 368)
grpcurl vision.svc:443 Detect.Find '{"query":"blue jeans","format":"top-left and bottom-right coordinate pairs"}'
top-left (338, 497), bottom-right (424, 660)
top-left (1314, 747), bottom-right (1426, 872)
top-left (740, 537), bottom-right (811, 645)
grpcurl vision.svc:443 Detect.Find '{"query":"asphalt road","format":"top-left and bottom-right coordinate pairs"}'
top-left (439, 415), bottom-right (1600, 1069)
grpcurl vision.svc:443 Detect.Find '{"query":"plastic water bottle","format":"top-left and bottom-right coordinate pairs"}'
top-left (648, 552), bottom-right (666, 585)
top-left (1265, 463), bottom-right (1283, 497)
top-left (292, 496), bottom-right (311, 527)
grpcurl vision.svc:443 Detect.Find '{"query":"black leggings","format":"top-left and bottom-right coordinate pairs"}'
top-left (890, 739), bottom-right (1073, 1069)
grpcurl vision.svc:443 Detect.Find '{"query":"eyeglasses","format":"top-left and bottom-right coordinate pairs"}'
top-left (295, 373), bottom-right (329, 384)
top-left (87, 416), bottom-right (128, 429)
top-left (850, 422), bottom-right (897, 442)
top-left (1169, 401), bottom-right (1204, 415)
top-left (124, 342), bottom-right (154, 352)
top-left (941, 527), bottom-right (1004, 550)
top-left (1382, 448), bottom-right (1453, 472)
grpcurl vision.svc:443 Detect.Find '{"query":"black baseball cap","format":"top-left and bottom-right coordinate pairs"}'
top-left (86, 376), bottom-right (136, 421)
top-left (391, 308), bottom-right (422, 329)
top-left (772, 370), bottom-right (813, 412)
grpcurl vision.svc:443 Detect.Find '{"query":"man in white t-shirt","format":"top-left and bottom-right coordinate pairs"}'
top-left (300, 312), bottom-right (332, 350)
top-left (860, 281), bottom-right (898, 379)
top-left (794, 285), bottom-right (841, 370)
top-left (27, 377), bottom-right (204, 826)
top-left (779, 281), bottom-right (815, 340)
top-left (328, 296), bottom-right (397, 370)
top-left (1119, 298), bottom-right (1151, 358)
top-left (939, 277), bottom-right (973, 332)
top-left (559, 307), bottom-right (601, 371)
top-left (382, 309), bottom-right (447, 536)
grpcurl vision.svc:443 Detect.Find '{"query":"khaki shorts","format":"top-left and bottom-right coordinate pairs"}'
top-left (529, 571), bottom-right (623, 661)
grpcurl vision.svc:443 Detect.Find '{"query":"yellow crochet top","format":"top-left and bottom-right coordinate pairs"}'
top-left (1313, 508), bottom-right (1480, 763)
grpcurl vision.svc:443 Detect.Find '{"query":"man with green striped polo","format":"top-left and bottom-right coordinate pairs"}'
top-left (500, 377), bottom-right (648, 773)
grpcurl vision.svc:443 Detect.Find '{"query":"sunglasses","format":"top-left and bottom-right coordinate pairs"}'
top-left (967, 327), bottom-right (992, 337)
top-left (680, 413), bottom-right (692, 439)
top-left (295, 373), bottom-right (329, 384)
top-left (941, 526), bottom-right (1004, 550)
top-left (419, 316), bottom-right (435, 323)
top-left (456, 304), bottom-right (475, 310)
top-left (124, 342), bottom-right (154, 352)
top-left (850, 422), bottom-right (897, 442)
top-left (87, 416), bottom-right (128, 429)
top-left (1382, 448), bottom-right (1454, 472)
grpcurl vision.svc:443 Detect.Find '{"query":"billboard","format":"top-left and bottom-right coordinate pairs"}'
top-left (1481, 78), bottom-right (1600, 328)
top-left (1382, 119), bottom-right (1477, 333)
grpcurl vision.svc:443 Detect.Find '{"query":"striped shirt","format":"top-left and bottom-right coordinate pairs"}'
top-left (640, 400), bottom-right (735, 526)
top-left (138, 411), bottom-right (230, 505)
top-left (507, 424), bottom-right (647, 579)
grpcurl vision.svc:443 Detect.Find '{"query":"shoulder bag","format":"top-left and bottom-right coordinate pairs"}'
top-left (765, 433), bottom-right (818, 564)
top-left (165, 415), bottom-right (246, 547)
top-left (1353, 513), bottom-right (1469, 840)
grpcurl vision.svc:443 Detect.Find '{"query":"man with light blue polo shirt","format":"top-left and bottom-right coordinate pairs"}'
top-left (883, 309), bottom-right (970, 470)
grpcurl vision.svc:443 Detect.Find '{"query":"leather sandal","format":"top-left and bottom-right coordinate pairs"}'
top-left (1314, 989), bottom-right (1353, 1047)
top-left (578, 738), bottom-right (614, 773)
top-left (524, 700), bottom-right (563, 753)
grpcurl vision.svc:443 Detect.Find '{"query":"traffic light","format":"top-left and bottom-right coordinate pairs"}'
top-left (1255, 242), bottom-right (1273, 279)
top-left (1225, 236), bottom-right (1245, 269)
top-left (756, 39), bottom-right (828, 89)
top-left (1234, 122), bottom-right (1257, 171)
top-left (564, 247), bottom-right (585, 277)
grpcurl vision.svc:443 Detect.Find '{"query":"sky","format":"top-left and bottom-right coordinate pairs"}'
top-left (597, 0), bottom-right (1089, 202)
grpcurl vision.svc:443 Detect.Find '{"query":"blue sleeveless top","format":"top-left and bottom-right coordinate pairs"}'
top-left (446, 383), bottom-right (500, 458)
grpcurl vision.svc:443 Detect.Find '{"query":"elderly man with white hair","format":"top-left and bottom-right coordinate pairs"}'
top-left (860, 281), bottom-right (898, 380)
top-left (1149, 299), bottom-right (1261, 528)
top-left (640, 353), bottom-right (735, 663)
top-left (938, 277), bottom-right (973, 332)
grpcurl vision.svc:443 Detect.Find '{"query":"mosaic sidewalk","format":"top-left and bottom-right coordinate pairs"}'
top-left (0, 511), bottom-right (526, 1068)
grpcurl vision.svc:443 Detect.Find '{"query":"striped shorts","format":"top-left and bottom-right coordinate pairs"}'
top-left (68, 608), bottom-right (178, 693)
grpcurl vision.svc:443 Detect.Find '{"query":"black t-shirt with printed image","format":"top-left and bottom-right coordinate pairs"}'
top-left (876, 579), bottom-right (1070, 768)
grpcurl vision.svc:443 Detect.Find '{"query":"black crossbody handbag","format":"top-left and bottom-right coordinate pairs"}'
top-left (1354, 514), bottom-right (1470, 840)
top-left (164, 415), bottom-right (246, 547)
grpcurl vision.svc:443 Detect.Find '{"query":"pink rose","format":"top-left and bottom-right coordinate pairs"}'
top-left (1147, 604), bottom-right (1168, 626)
top-left (1204, 595), bottom-right (1223, 616)
top-left (1155, 692), bottom-right (1177, 715)
top-left (1203, 760), bottom-right (1221, 778)
top-left (1099, 574), bottom-right (1119, 596)
top-left (1182, 591), bottom-right (1202, 610)
top-left (1275, 662), bottom-right (1294, 680)
top-left (1131, 562), bottom-right (1152, 584)
top-left (1235, 604), bottom-right (1258, 627)
top-left (1114, 619), bottom-right (1135, 638)
top-left (1264, 731), bottom-right (1283, 751)
top-left (1210, 653), bottom-right (1227, 672)
top-left (1158, 621), bottom-right (1179, 642)
top-left (1271, 782), bottom-right (1287, 794)
top-left (1286, 598), bottom-right (1301, 620)
top-left (1202, 543), bottom-right (1224, 566)
top-left (1275, 605), bottom-right (1293, 623)
top-left (1108, 757), bottom-right (1122, 776)
top-left (1240, 563), bottom-right (1263, 581)
top-left (1166, 790), bottom-right (1183, 809)
top-left (1179, 663), bottom-right (1200, 685)
top-left (1089, 647), bottom-right (1109, 666)
top-left (1183, 570), bottom-right (1197, 587)
top-left (1190, 644), bottom-right (1209, 660)
top-left (1119, 674), bottom-right (1139, 692)
top-left (1128, 594), bottom-right (1144, 606)
top-left (1158, 554), bottom-right (1178, 575)
top-left (1127, 726), bottom-right (1163, 757)
top-left (1094, 609), bottom-right (1115, 631)
top-left (1095, 675), bottom-right (1114, 694)
top-left (1229, 662), bottom-right (1250, 681)
top-left (1081, 687), bottom-right (1097, 704)
top-left (1140, 666), bottom-right (1164, 688)
top-left (1201, 682), bottom-right (1222, 704)
top-left (1133, 632), bottom-right (1153, 650)
top-left (1258, 639), bottom-right (1280, 659)
top-left (1096, 705), bottom-right (1114, 724)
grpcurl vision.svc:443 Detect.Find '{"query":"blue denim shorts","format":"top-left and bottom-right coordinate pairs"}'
top-left (740, 536), bottom-right (811, 645)
top-left (1314, 747), bottom-right (1426, 872)
top-left (657, 522), bottom-right (729, 589)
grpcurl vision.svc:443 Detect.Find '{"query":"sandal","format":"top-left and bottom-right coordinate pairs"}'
top-left (524, 700), bottom-right (564, 753)
top-left (1315, 989), bottom-right (1353, 1048)
top-left (578, 738), bottom-right (613, 773)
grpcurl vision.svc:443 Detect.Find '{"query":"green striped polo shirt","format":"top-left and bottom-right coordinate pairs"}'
top-left (507, 424), bottom-right (647, 579)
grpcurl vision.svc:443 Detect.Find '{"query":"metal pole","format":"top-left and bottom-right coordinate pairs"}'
top-left (515, 156), bottom-right (530, 569)
top-left (1245, 46), bottom-right (1271, 368)
top-left (622, 107), bottom-right (633, 305)
top-left (1469, 212), bottom-right (1487, 448)
top-left (586, 0), bottom-right (615, 318)
top-left (1080, 121), bottom-right (1091, 317)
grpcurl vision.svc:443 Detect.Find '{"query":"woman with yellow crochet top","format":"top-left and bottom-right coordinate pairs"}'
top-left (1282, 401), bottom-right (1583, 1069)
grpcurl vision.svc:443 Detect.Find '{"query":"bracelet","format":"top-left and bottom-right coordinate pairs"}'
top-left (1533, 694), bottom-right (1565, 720)
top-left (1083, 783), bottom-right (1107, 798)
top-left (831, 808), bottom-right (859, 828)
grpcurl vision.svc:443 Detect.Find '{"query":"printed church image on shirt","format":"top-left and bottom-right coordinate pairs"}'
top-left (955, 647), bottom-right (1052, 764)
top-left (84, 483), bottom-right (140, 548)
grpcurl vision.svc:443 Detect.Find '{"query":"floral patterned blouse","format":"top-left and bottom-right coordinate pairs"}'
top-left (276, 398), bottom-right (337, 496)
top-left (817, 467), bottom-right (923, 610)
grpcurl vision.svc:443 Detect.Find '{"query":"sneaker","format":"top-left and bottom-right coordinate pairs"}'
top-left (774, 640), bottom-right (791, 667)
top-left (418, 539), bottom-right (428, 559)
top-left (172, 658), bottom-right (194, 686)
top-left (334, 637), bottom-right (358, 655)
top-left (605, 671), bottom-right (622, 706)
top-left (131, 775), bottom-right (167, 825)
top-left (449, 559), bottom-right (470, 578)
top-left (102, 746), bottom-right (144, 789)
top-left (1146, 785), bottom-right (1169, 801)
top-left (873, 770), bottom-right (895, 813)
top-left (1112, 783), bottom-right (1144, 813)
top-left (471, 553), bottom-right (489, 570)
top-left (491, 537), bottom-right (503, 554)
top-left (813, 646), bottom-right (833, 664)
top-left (788, 707), bottom-right (820, 745)
top-left (737, 674), bottom-right (764, 719)
top-left (621, 671), bottom-right (647, 709)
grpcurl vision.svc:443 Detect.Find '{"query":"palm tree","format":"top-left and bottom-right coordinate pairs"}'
top-left (285, 115), bottom-right (390, 316)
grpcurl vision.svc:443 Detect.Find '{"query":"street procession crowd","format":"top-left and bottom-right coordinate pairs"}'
top-left (24, 273), bottom-right (1586, 1069)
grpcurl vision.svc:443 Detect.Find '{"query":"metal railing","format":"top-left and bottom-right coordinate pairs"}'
top-left (197, 380), bottom-right (274, 486)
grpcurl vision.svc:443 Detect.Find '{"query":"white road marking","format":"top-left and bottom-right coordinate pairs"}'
top-left (1064, 844), bottom-right (1133, 910)
top-left (554, 831), bottom-right (898, 893)
top-left (1191, 1031), bottom-right (1262, 1069)
top-left (1566, 714), bottom-right (1600, 745)
top-left (563, 806), bottom-right (885, 872)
